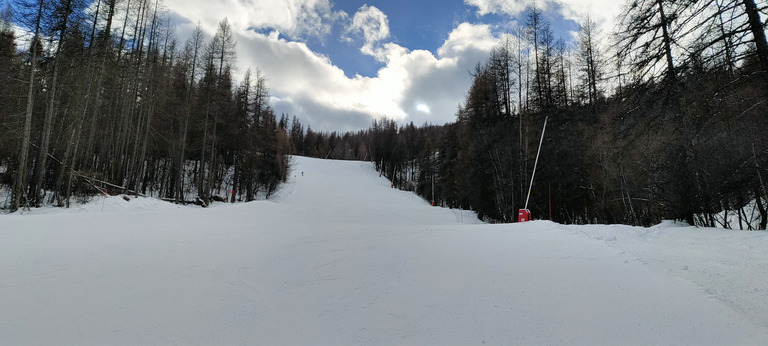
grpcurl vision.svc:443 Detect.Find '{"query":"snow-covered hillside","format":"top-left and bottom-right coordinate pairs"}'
top-left (2, 156), bottom-right (767, 345)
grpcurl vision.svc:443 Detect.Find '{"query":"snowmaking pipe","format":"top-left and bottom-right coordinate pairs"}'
top-left (524, 116), bottom-right (548, 210)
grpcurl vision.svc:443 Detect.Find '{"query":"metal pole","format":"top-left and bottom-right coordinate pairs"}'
top-left (524, 116), bottom-right (548, 210)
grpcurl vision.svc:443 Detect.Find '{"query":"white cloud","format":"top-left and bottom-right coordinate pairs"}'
top-left (438, 22), bottom-right (498, 59)
top-left (165, 0), bottom-right (345, 40)
top-left (464, 0), bottom-right (621, 35)
top-left (397, 23), bottom-right (500, 126)
top-left (464, 0), bottom-right (530, 17)
top-left (556, 0), bottom-right (622, 31)
top-left (233, 21), bottom-right (501, 130)
top-left (235, 29), bottom-right (407, 131)
top-left (165, 1), bottom-right (502, 131)
top-left (344, 5), bottom-right (391, 62)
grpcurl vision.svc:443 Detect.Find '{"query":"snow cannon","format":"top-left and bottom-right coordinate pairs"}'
top-left (518, 209), bottom-right (532, 222)
top-left (519, 116), bottom-right (548, 224)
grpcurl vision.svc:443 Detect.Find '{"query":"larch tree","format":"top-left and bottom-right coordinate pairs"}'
top-left (617, 0), bottom-right (695, 85)
top-left (12, 0), bottom-right (45, 211)
top-left (577, 16), bottom-right (603, 106)
top-left (198, 17), bottom-right (235, 205)
top-left (29, 0), bottom-right (84, 206)
top-left (173, 23), bottom-right (203, 203)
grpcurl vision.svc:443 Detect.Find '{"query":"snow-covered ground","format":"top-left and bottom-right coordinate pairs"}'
top-left (1, 156), bottom-right (767, 345)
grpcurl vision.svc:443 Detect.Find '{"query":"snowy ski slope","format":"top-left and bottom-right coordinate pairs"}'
top-left (1, 156), bottom-right (768, 345)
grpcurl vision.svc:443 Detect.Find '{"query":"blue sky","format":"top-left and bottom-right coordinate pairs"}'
top-left (318, 0), bottom-right (471, 78)
top-left (164, 0), bottom-right (621, 131)
top-left (296, 0), bottom-right (582, 79)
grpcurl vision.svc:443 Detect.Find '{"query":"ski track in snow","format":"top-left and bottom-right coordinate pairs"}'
top-left (1, 156), bottom-right (768, 345)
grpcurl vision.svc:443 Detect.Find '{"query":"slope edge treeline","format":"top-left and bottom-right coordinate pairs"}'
top-left (0, 0), bottom-right (290, 211)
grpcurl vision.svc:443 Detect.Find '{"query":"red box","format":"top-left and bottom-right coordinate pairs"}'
top-left (518, 209), bottom-right (531, 222)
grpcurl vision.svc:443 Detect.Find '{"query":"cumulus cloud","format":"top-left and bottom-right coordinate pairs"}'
top-left (438, 22), bottom-right (499, 59)
top-left (464, 0), bottom-right (531, 17)
top-left (396, 23), bottom-right (500, 126)
top-left (344, 5), bottom-right (391, 62)
top-left (165, 0), bottom-right (345, 40)
top-left (464, 0), bottom-right (621, 33)
top-left (556, 0), bottom-right (622, 29)
top-left (165, 1), bottom-right (503, 131)
top-left (234, 29), bottom-right (407, 131)
top-left (231, 21), bottom-right (501, 130)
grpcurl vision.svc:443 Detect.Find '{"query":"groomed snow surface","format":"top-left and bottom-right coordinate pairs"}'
top-left (2, 156), bottom-right (768, 345)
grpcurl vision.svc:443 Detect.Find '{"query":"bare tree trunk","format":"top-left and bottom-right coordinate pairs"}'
top-left (198, 115), bottom-right (208, 204)
top-left (175, 111), bottom-right (190, 202)
top-left (55, 114), bottom-right (77, 206)
top-left (116, 0), bottom-right (132, 63)
top-left (657, 0), bottom-right (676, 83)
top-left (85, 0), bottom-right (118, 168)
top-left (65, 114), bottom-right (85, 208)
top-left (205, 120), bottom-right (218, 202)
top-left (136, 96), bottom-right (155, 195)
top-left (134, 0), bottom-right (160, 197)
top-left (107, 0), bottom-right (134, 183)
top-left (753, 186), bottom-right (767, 229)
top-left (31, 0), bottom-right (76, 206)
top-left (754, 144), bottom-right (768, 230)
top-left (13, 0), bottom-right (44, 211)
top-left (123, 0), bottom-right (150, 191)
top-left (231, 159), bottom-right (237, 203)
top-left (516, 28), bottom-right (525, 206)
top-left (742, 0), bottom-right (768, 90)
top-left (176, 26), bottom-right (203, 203)
top-left (529, 5), bottom-right (544, 109)
top-left (716, 0), bottom-right (735, 72)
